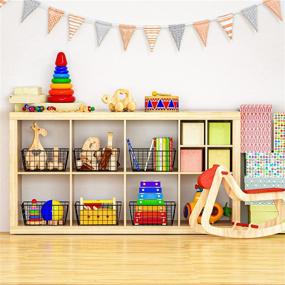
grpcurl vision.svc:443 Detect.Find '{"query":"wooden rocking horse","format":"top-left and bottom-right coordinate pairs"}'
top-left (25, 122), bottom-right (47, 170)
top-left (189, 165), bottom-right (285, 238)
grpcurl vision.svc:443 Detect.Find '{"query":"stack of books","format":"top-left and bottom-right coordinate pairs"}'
top-left (134, 180), bottom-right (167, 225)
top-left (153, 137), bottom-right (173, 171)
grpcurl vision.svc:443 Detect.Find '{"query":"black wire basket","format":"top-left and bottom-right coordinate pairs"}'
top-left (21, 148), bottom-right (69, 171)
top-left (129, 201), bottom-right (176, 226)
top-left (21, 201), bottom-right (69, 226)
top-left (73, 148), bottom-right (120, 171)
top-left (128, 148), bottom-right (176, 172)
top-left (74, 201), bottom-right (122, 225)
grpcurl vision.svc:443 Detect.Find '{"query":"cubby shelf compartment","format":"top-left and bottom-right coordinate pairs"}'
top-left (10, 111), bottom-right (241, 235)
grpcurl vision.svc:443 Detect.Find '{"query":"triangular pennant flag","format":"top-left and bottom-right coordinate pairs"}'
top-left (22, 0), bottom-right (40, 22)
top-left (144, 26), bottom-right (161, 52)
top-left (193, 20), bottom-right (209, 47)
top-left (263, 0), bottom-right (283, 21)
top-left (48, 7), bottom-right (64, 34)
top-left (169, 24), bottom-right (185, 51)
top-left (119, 24), bottom-right (136, 50)
top-left (0, 0), bottom-right (7, 8)
top-left (95, 21), bottom-right (112, 46)
top-left (217, 13), bottom-right (234, 40)
top-left (147, 100), bottom-right (152, 108)
top-left (68, 14), bottom-right (85, 41)
top-left (241, 5), bottom-right (258, 31)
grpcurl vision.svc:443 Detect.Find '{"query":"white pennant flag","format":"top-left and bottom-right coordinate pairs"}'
top-left (95, 21), bottom-right (112, 46)
top-left (241, 5), bottom-right (258, 31)
top-left (22, 0), bottom-right (40, 22)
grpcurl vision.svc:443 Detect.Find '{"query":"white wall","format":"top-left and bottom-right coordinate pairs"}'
top-left (0, 0), bottom-right (284, 231)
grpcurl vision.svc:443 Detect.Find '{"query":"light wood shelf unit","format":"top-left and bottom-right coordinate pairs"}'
top-left (10, 111), bottom-right (240, 234)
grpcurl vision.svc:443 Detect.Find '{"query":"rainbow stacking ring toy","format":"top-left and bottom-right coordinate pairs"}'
top-left (48, 52), bottom-right (76, 103)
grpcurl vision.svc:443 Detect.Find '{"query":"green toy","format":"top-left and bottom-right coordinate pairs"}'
top-left (223, 202), bottom-right (232, 217)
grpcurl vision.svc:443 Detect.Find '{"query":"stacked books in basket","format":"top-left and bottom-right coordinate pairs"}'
top-left (153, 137), bottom-right (174, 171)
top-left (134, 180), bottom-right (166, 225)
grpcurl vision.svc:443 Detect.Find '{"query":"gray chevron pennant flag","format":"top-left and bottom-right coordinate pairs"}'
top-left (95, 21), bottom-right (112, 46)
top-left (241, 5), bottom-right (258, 32)
top-left (22, 0), bottom-right (40, 22)
top-left (169, 24), bottom-right (185, 50)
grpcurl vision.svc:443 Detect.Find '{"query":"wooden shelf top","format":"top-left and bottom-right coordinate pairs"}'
top-left (10, 111), bottom-right (240, 121)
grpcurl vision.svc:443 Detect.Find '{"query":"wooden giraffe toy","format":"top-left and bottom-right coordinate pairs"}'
top-left (25, 122), bottom-right (47, 170)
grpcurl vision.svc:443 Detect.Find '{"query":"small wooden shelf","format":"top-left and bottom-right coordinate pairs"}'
top-left (10, 111), bottom-right (241, 235)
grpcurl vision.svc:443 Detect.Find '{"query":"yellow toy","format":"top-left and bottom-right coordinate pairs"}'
top-left (101, 89), bottom-right (136, 112)
top-left (184, 186), bottom-right (223, 224)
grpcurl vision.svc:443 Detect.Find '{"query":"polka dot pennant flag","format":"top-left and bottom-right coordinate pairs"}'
top-left (48, 7), bottom-right (64, 34)
top-left (95, 21), bottom-right (112, 46)
top-left (241, 5), bottom-right (258, 32)
top-left (168, 24), bottom-right (185, 51)
top-left (0, 0), bottom-right (7, 8)
top-left (68, 14), bottom-right (85, 41)
top-left (22, 0), bottom-right (40, 22)
top-left (263, 0), bottom-right (283, 21)
top-left (217, 13), bottom-right (234, 40)
top-left (193, 20), bottom-right (210, 47)
top-left (119, 24), bottom-right (136, 51)
top-left (144, 26), bottom-right (161, 52)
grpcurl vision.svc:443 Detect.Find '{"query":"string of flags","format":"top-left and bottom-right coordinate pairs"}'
top-left (1, 0), bottom-right (283, 51)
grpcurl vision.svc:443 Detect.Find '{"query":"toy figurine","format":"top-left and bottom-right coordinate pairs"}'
top-left (101, 89), bottom-right (136, 112)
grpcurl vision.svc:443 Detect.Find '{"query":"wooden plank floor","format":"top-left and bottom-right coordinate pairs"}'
top-left (0, 233), bottom-right (285, 285)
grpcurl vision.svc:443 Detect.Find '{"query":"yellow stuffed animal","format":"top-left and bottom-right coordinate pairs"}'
top-left (101, 89), bottom-right (136, 112)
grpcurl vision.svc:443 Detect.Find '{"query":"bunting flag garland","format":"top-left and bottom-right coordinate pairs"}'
top-left (169, 24), bottom-right (185, 51)
top-left (241, 5), bottom-right (258, 31)
top-left (263, 0), bottom-right (283, 21)
top-left (144, 26), bottom-right (161, 52)
top-left (119, 24), bottom-right (136, 50)
top-left (217, 13), bottom-right (234, 40)
top-left (48, 7), bottom-right (64, 34)
top-left (95, 21), bottom-right (112, 46)
top-left (68, 14), bottom-right (85, 41)
top-left (0, 0), bottom-right (7, 8)
top-left (22, 0), bottom-right (40, 22)
top-left (193, 20), bottom-right (209, 47)
top-left (15, 1), bottom-right (283, 51)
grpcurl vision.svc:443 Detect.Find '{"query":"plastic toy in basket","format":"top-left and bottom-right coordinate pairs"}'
top-left (129, 181), bottom-right (176, 225)
top-left (21, 199), bottom-right (69, 226)
top-left (75, 197), bottom-right (122, 225)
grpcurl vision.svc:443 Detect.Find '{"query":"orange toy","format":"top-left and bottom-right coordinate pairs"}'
top-left (184, 186), bottom-right (223, 224)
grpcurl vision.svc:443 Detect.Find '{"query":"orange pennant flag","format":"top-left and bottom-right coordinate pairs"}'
top-left (263, 0), bottom-right (283, 21)
top-left (218, 13), bottom-right (234, 40)
top-left (193, 20), bottom-right (210, 47)
top-left (68, 14), bottom-right (85, 41)
top-left (119, 24), bottom-right (136, 50)
top-left (0, 0), bottom-right (7, 8)
top-left (144, 26), bottom-right (161, 52)
top-left (48, 7), bottom-right (64, 33)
